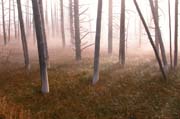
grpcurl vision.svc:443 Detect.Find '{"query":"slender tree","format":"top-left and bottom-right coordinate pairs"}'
top-left (155, 0), bottom-right (159, 55)
top-left (60, 0), bottom-right (66, 48)
top-left (133, 0), bottom-right (167, 80)
top-left (32, 0), bottom-right (49, 93)
top-left (119, 0), bottom-right (125, 65)
top-left (108, 0), bottom-right (113, 55)
top-left (8, 0), bottom-right (11, 41)
top-left (13, 0), bottom-right (17, 39)
top-left (1, 0), bottom-right (7, 45)
top-left (74, 0), bottom-right (81, 61)
top-left (69, 0), bottom-right (74, 44)
top-left (17, 0), bottom-right (30, 69)
top-left (39, 0), bottom-right (49, 67)
top-left (149, 0), bottom-right (168, 71)
top-left (93, 0), bottom-right (103, 85)
top-left (168, 0), bottom-right (172, 68)
top-left (174, 0), bottom-right (178, 68)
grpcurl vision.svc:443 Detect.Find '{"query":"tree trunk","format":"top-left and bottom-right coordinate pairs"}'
top-left (13, 0), bottom-right (17, 39)
top-left (60, 0), bottom-right (66, 48)
top-left (69, 0), bottom-right (74, 44)
top-left (39, 0), bottom-right (49, 67)
top-left (168, 0), bottom-right (172, 68)
top-left (133, 0), bottom-right (167, 80)
top-left (8, 0), bottom-right (11, 41)
top-left (31, 0), bottom-right (49, 94)
top-left (17, 0), bottom-right (30, 69)
top-left (155, 0), bottom-right (159, 55)
top-left (174, 0), bottom-right (178, 68)
top-left (74, 0), bottom-right (81, 61)
top-left (1, 0), bottom-right (7, 45)
top-left (108, 0), bottom-right (113, 55)
top-left (149, 0), bottom-right (168, 71)
top-left (119, 0), bottom-right (125, 65)
top-left (92, 0), bottom-right (103, 85)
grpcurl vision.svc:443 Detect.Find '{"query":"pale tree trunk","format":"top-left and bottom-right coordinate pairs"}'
top-left (32, 0), bottom-right (49, 94)
top-left (149, 0), bottom-right (168, 72)
top-left (74, 0), bottom-right (81, 61)
top-left (119, 0), bottom-right (125, 65)
top-left (8, 0), bottom-right (11, 41)
top-left (93, 0), bottom-right (103, 85)
top-left (13, 0), bottom-right (17, 39)
top-left (155, 0), bottom-right (159, 55)
top-left (69, 0), bottom-right (74, 44)
top-left (17, 0), bottom-right (30, 69)
top-left (39, 0), bottom-right (49, 67)
top-left (108, 0), bottom-right (113, 55)
top-left (174, 0), bottom-right (178, 68)
top-left (133, 0), bottom-right (167, 80)
top-left (1, 0), bottom-right (7, 45)
top-left (139, 21), bottom-right (142, 48)
top-left (60, 0), bottom-right (66, 48)
top-left (168, 0), bottom-right (172, 68)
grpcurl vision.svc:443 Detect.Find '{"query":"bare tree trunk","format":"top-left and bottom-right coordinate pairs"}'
top-left (31, 0), bottom-right (49, 94)
top-left (155, 0), bottom-right (159, 55)
top-left (39, 0), bottom-right (49, 67)
top-left (93, 0), bottom-right (103, 85)
top-left (174, 0), bottom-right (178, 68)
top-left (60, 0), bottom-right (66, 48)
top-left (108, 0), bottom-right (113, 55)
top-left (1, 0), bottom-right (7, 45)
top-left (13, 0), bottom-right (17, 39)
top-left (74, 0), bottom-right (81, 61)
top-left (17, 0), bottom-right (30, 69)
top-left (139, 20), bottom-right (142, 48)
top-left (133, 0), bottom-right (167, 80)
top-left (119, 0), bottom-right (125, 65)
top-left (8, 0), bottom-right (11, 41)
top-left (168, 0), bottom-right (172, 68)
top-left (149, 0), bottom-right (168, 71)
top-left (69, 0), bottom-right (74, 44)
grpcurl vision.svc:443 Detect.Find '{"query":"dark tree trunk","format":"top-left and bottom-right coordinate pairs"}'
top-left (74, 0), bottom-right (81, 61)
top-left (60, 0), bottom-right (66, 48)
top-left (149, 0), bottom-right (168, 71)
top-left (39, 0), bottom-right (49, 67)
top-left (17, 0), bottom-right (30, 69)
top-left (168, 0), bottom-right (172, 68)
top-left (1, 0), bottom-right (7, 45)
top-left (133, 0), bottom-right (167, 80)
top-left (92, 0), bottom-right (103, 85)
top-left (108, 0), bottom-right (113, 55)
top-left (119, 0), bottom-right (125, 65)
top-left (174, 0), bottom-right (178, 68)
top-left (31, 0), bottom-right (49, 94)
top-left (69, 0), bottom-right (74, 44)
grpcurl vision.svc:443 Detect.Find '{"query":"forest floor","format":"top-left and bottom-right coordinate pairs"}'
top-left (0, 44), bottom-right (180, 119)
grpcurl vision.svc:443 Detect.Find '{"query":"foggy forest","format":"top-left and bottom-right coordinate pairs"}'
top-left (0, 0), bottom-right (180, 118)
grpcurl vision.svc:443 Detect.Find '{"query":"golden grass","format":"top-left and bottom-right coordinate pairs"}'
top-left (0, 47), bottom-right (180, 119)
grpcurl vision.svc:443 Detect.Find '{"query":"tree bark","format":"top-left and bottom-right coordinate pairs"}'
top-left (60, 0), bottom-right (66, 48)
top-left (133, 0), bottom-right (167, 80)
top-left (1, 0), bottom-right (7, 45)
top-left (149, 0), bottom-right (168, 71)
top-left (32, 0), bottom-right (49, 94)
top-left (108, 0), bottom-right (113, 55)
top-left (13, 0), bottom-right (17, 39)
top-left (119, 0), bottom-right (125, 65)
top-left (8, 0), bottom-right (11, 41)
top-left (174, 0), bottom-right (178, 68)
top-left (17, 0), bottom-right (30, 69)
top-left (168, 0), bottom-right (172, 68)
top-left (74, 0), bottom-right (81, 61)
top-left (69, 0), bottom-right (74, 44)
top-left (155, 0), bottom-right (159, 55)
top-left (93, 0), bottom-right (103, 85)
